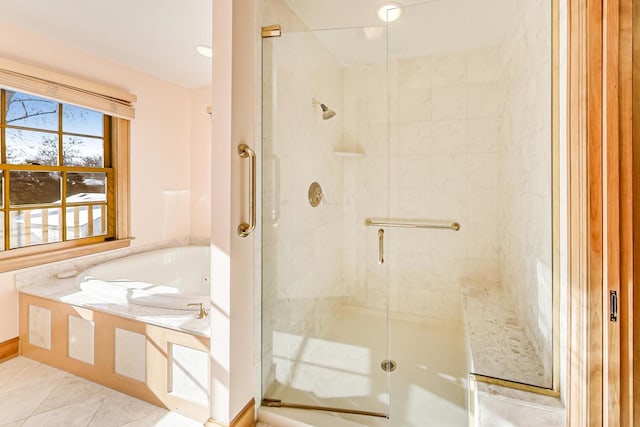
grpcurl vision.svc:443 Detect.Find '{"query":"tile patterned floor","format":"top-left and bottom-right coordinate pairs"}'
top-left (0, 357), bottom-right (203, 427)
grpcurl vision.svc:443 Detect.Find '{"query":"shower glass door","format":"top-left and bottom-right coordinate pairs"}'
top-left (261, 25), bottom-right (392, 423)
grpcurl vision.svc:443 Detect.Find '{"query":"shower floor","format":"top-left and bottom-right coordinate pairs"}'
top-left (260, 306), bottom-right (468, 427)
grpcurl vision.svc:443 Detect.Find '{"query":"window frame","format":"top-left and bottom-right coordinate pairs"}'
top-left (0, 111), bottom-right (131, 272)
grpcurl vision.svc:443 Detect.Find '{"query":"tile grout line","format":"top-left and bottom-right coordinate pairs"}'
top-left (28, 371), bottom-right (67, 421)
top-left (82, 396), bottom-right (108, 427)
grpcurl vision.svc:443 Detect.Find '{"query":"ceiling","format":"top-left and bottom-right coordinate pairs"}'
top-left (284, 0), bottom-right (518, 64)
top-left (0, 0), bottom-right (212, 88)
top-left (0, 0), bottom-right (519, 87)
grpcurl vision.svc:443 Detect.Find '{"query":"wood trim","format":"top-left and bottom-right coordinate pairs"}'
top-left (586, 0), bottom-right (605, 424)
top-left (0, 337), bottom-right (19, 363)
top-left (618, 0), bottom-right (634, 424)
top-left (604, 0), bottom-right (621, 425)
top-left (206, 399), bottom-right (256, 427)
top-left (567, 0), bottom-right (603, 425)
top-left (633, 0), bottom-right (640, 422)
top-left (113, 118), bottom-right (131, 240)
top-left (570, 0), bottom-right (635, 425)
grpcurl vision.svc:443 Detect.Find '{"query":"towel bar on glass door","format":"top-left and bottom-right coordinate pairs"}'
top-left (364, 218), bottom-right (461, 231)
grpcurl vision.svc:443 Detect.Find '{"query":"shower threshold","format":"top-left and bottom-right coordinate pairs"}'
top-left (261, 398), bottom-right (389, 419)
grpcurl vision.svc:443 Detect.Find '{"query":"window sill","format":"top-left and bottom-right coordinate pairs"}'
top-left (0, 238), bottom-right (133, 273)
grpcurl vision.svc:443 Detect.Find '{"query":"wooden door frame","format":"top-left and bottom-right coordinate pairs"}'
top-left (567, 0), bottom-right (633, 425)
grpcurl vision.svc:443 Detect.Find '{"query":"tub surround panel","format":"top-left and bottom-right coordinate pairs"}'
top-left (68, 314), bottom-right (95, 365)
top-left (28, 305), bottom-right (51, 351)
top-left (115, 328), bottom-right (147, 382)
top-left (19, 293), bottom-right (211, 422)
top-left (170, 343), bottom-right (209, 405)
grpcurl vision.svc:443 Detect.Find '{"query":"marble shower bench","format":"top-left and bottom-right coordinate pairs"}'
top-left (462, 283), bottom-right (565, 426)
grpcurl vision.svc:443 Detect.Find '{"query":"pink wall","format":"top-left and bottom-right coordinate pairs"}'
top-left (209, 0), bottom-right (256, 421)
top-left (190, 87), bottom-right (213, 239)
top-left (0, 22), bottom-right (209, 342)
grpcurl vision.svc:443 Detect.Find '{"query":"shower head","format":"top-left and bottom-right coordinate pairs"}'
top-left (312, 98), bottom-right (337, 120)
top-left (320, 104), bottom-right (336, 120)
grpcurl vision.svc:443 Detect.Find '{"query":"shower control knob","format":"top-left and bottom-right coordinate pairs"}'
top-left (308, 182), bottom-right (323, 207)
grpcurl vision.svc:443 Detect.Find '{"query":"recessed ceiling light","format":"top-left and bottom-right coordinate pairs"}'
top-left (195, 45), bottom-right (212, 58)
top-left (377, 2), bottom-right (403, 23)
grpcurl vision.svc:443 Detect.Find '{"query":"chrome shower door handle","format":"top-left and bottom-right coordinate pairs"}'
top-left (378, 228), bottom-right (384, 265)
top-left (237, 143), bottom-right (256, 237)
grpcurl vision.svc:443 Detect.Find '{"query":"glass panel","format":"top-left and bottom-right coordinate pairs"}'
top-left (62, 135), bottom-right (104, 167)
top-left (66, 172), bottom-right (107, 203)
top-left (62, 104), bottom-right (104, 137)
top-left (5, 91), bottom-right (58, 131)
top-left (261, 27), bottom-right (390, 422)
top-left (66, 205), bottom-right (107, 240)
top-left (0, 171), bottom-right (3, 208)
top-left (9, 171), bottom-right (61, 206)
top-left (388, 1), bottom-right (553, 391)
top-left (6, 129), bottom-right (59, 166)
top-left (10, 208), bottom-right (62, 248)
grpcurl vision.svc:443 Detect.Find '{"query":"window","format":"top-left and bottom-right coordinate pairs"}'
top-left (0, 59), bottom-right (134, 271)
top-left (1, 89), bottom-right (112, 250)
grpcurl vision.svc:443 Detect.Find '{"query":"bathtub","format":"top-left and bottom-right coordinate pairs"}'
top-left (77, 245), bottom-right (210, 311)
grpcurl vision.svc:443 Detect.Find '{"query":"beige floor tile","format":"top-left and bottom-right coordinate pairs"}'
top-left (117, 410), bottom-right (203, 427)
top-left (22, 396), bottom-right (104, 427)
top-left (0, 360), bottom-right (69, 394)
top-left (0, 381), bottom-right (59, 424)
top-left (0, 358), bottom-right (203, 427)
top-left (86, 389), bottom-right (163, 427)
top-left (33, 375), bottom-right (112, 416)
top-left (0, 420), bottom-right (27, 427)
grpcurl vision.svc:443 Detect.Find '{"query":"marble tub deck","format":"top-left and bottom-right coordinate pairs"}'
top-left (0, 357), bottom-right (203, 427)
top-left (18, 278), bottom-right (210, 338)
top-left (15, 240), bottom-right (211, 338)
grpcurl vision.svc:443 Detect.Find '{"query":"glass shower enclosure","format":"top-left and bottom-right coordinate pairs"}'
top-left (260, 1), bottom-right (555, 425)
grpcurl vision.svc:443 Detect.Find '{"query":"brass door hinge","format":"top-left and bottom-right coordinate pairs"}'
top-left (262, 24), bottom-right (281, 38)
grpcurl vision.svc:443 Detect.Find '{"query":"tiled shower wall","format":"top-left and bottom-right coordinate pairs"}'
top-left (498, 0), bottom-right (553, 376)
top-left (261, 25), bottom-right (345, 389)
top-left (342, 48), bottom-right (503, 322)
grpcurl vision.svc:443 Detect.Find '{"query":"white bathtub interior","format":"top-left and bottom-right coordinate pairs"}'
top-left (77, 245), bottom-right (210, 310)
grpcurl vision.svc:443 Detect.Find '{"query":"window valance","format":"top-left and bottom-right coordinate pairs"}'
top-left (0, 57), bottom-right (136, 119)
